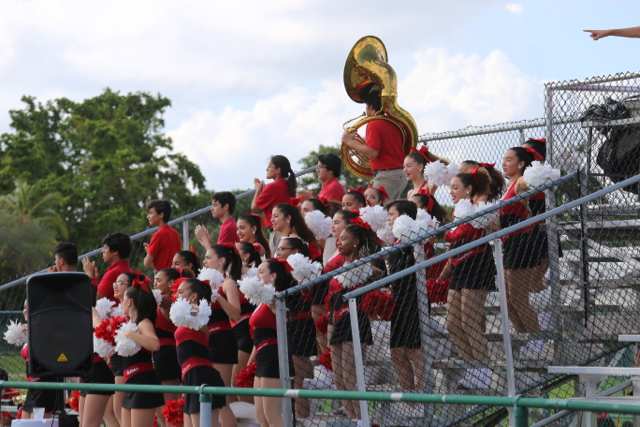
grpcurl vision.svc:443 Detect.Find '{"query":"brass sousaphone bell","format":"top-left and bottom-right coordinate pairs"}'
top-left (341, 36), bottom-right (419, 179)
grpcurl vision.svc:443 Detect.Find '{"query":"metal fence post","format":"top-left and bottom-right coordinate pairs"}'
top-left (415, 260), bottom-right (437, 419)
top-left (199, 393), bottom-right (212, 426)
top-left (275, 296), bottom-right (293, 427)
top-left (514, 405), bottom-right (529, 427)
top-left (494, 240), bottom-right (517, 427)
top-left (183, 220), bottom-right (190, 251)
top-left (578, 169), bottom-right (590, 327)
top-left (348, 298), bottom-right (371, 427)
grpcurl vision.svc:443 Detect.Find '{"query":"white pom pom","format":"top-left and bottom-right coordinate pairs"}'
top-left (193, 299), bottom-right (212, 330)
top-left (93, 336), bottom-right (115, 358)
top-left (411, 215), bottom-right (439, 238)
top-left (152, 289), bottom-right (163, 306)
top-left (287, 253), bottom-right (322, 283)
top-left (359, 205), bottom-right (388, 232)
top-left (198, 267), bottom-right (225, 289)
top-left (523, 161), bottom-right (561, 188)
top-left (238, 275), bottom-right (275, 305)
top-left (454, 199), bottom-right (475, 219)
top-left (253, 285), bottom-right (276, 306)
top-left (170, 298), bottom-right (194, 328)
top-left (336, 263), bottom-right (373, 289)
top-left (114, 322), bottom-right (141, 357)
top-left (241, 267), bottom-right (259, 280)
top-left (392, 215), bottom-right (414, 242)
top-left (376, 226), bottom-right (395, 245)
top-left (446, 163), bottom-right (459, 180)
top-left (95, 299), bottom-right (116, 320)
top-left (111, 305), bottom-right (125, 317)
top-left (471, 201), bottom-right (496, 229)
top-left (305, 210), bottom-right (333, 240)
top-left (3, 320), bottom-right (27, 346)
top-left (210, 287), bottom-right (219, 303)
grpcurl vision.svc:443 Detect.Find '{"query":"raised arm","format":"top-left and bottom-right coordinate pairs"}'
top-left (584, 27), bottom-right (640, 40)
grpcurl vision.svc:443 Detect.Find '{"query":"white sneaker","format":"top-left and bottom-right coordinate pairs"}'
top-left (332, 406), bottom-right (347, 416)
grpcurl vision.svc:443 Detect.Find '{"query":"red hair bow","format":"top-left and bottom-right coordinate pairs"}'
top-left (222, 242), bottom-right (240, 256)
top-left (276, 258), bottom-right (294, 274)
top-left (348, 217), bottom-right (371, 230)
top-left (478, 162), bottom-right (496, 169)
top-left (470, 166), bottom-right (479, 186)
top-left (410, 146), bottom-right (433, 163)
top-left (348, 187), bottom-right (365, 195)
top-left (316, 196), bottom-right (330, 207)
top-left (528, 137), bottom-right (547, 143)
top-left (132, 271), bottom-right (152, 294)
top-left (368, 185), bottom-right (389, 201)
top-left (244, 213), bottom-right (266, 229)
top-left (289, 197), bottom-right (303, 206)
top-left (189, 246), bottom-right (200, 266)
top-left (416, 190), bottom-right (435, 211)
top-left (524, 147), bottom-right (544, 162)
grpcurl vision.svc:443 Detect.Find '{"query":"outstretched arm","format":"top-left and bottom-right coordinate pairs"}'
top-left (584, 27), bottom-right (640, 40)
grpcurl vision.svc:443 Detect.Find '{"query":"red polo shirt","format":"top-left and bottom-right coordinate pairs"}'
top-left (147, 225), bottom-right (182, 270)
top-left (255, 179), bottom-right (291, 227)
top-left (97, 260), bottom-right (132, 302)
top-left (317, 177), bottom-right (346, 202)
top-left (217, 218), bottom-right (239, 245)
top-left (366, 119), bottom-right (405, 171)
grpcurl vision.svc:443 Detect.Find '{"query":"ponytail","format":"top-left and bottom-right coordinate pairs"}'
top-left (461, 160), bottom-right (506, 203)
top-left (175, 250), bottom-right (201, 276)
top-left (456, 168), bottom-right (491, 199)
top-left (271, 155), bottom-right (297, 196)
top-left (211, 244), bottom-right (243, 282)
top-left (237, 242), bottom-right (262, 267)
top-left (183, 279), bottom-right (213, 303)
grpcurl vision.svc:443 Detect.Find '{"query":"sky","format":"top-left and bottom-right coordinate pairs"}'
top-left (0, 0), bottom-right (639, 191)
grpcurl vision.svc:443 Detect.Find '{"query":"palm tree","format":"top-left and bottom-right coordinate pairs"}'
top-left (0, 180), bottom-right (68, 239)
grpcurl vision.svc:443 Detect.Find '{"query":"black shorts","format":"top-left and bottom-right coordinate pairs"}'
top-left (233, 320), bottom-right (254, 354)
top-left (390, 310), bottom-right (421, 349)
top-left (122, 371), bottom-right (165, 409)
top-left (23, 377), bottom-right (61, 413)
top-left (81, 360), bottom-right (115, 396)
top-left (312, 280), bottom-right (329, 306)
top-left (109, 354), bottom-right (123, 377)
top-left (449, 248), bottom-right (497, 290)
top-left (255, 344), bottom-right (281, 379)
top-left (329, 310), bottom-right (372, 346)
top-left (182, 365), bottom-right (226, 414)
top-left (287, 317), bottom-right (318, 357)
top-left (503, 232), bottom-right (541, 270)
top-left (153, 345), bottom-right (182, 381)
top-left (208, 330), bottom-right (238, 365)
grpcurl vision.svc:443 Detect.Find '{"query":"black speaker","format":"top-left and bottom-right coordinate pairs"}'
top-left (27, 272), bottom-right (94, 376)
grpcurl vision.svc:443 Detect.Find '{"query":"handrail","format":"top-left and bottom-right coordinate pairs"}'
top-left (342, 171), bottom-right (640, 300)
top-left (0, 166), bottom-right (318, 292)
top-left (277, 171), bottom-right (579, 300)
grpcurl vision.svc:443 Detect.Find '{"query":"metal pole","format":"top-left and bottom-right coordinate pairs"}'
top-left (578, 169), bottom-right (590, 327)
top-left (494, 240), bottom-right (517, 427)
top-left (183, 220), bottom-right (190, 251)
top-left (199, 393), bottom-right (212, 426)
top-left (348, 298), bottom-right (370, 427)
top-left (514, 405), bottom-right (529, 427)
top-left (275, 297), bottom-right (293, 427)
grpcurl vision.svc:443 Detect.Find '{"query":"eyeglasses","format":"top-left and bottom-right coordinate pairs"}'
top-left (317, 166), bottom-right (327, 170)
top-left (113, 281), bottom-right (127, 287)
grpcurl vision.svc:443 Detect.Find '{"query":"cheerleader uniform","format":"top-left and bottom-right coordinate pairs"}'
top-left (21, 344), bottom-right (60, 413)
top-left (445, 223), bottom-right (496, 290)
top-left (152, 308), bottom-right (181, 381)
top-left (109, 354), bottom-right (123, 377)
top-left (121, 348), bottom-right (165, 409)
top-left (81, 354), bottom-right (115, 396)
top-left (208, 288), bottom-right (239, 364)
top-left (500, 182), bottom-right (540, 269)
top-left (312, 254), bottom-right (345, 307)
top-left (231, 291), bottom-right (256, 354)
top-left (175, 326), bottom-right (226, 414)
top-left (286, 287), bottom-right (317, 357)
top-left (327, 278), bottom-right (372, 346)
top-left (250, 304), bottom-right (293, 378)
top-left (389, 243), bottom-right (422, 349)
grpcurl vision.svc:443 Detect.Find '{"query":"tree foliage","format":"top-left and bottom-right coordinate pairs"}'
top-left (297, 144), bottom-right (369, 194)
top-left (0, 89), bottom-right (207, 250)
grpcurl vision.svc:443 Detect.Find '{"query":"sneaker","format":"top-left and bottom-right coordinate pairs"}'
top-left (316, 366), bottom-right (334, 384)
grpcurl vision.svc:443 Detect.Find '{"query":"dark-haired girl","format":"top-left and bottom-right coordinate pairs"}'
top-left (405, 146), bottom-right (449, 198)
top-left (364, 185), bottom-right (388, 207)
top-left (252, 155), bottom-right (297, 255)
top-left (442, 169), bottom-right (496, 389)
top-left (500, 147), bottom-right (540, 335)
top-left (174, 279), bottom-right (227, 427)
top-left (203, 245), bottom-right (242, 427)
top-left (251, 259), bottom-right (294, 427)
top-left (341, 189), bottom-right (366, 211)
top-left (120, 280), bottom-right (164, 427)
top-left (237, 213), bottom-right (271, 259)
top-left (271, 203), bottom-right (323, 263)
top-left (173, 250), bottom-right (201, 277)
top-left (458, 160), bottom-right (506, 203)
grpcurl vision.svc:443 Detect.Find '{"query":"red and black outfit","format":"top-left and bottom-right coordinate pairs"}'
top-left (208, 288), bottom-right (238, 364)
top-left (250, 304), bottom-right (292, 379)
top-left (327, 277), bottom-right (372, 346)
top-left (231, 290), bottom-right (256, 354)
top-left (312, 254), bottom-right (345, 306)
top-left (152, 308), bottom-right (181, 381)
top-left (20, 344), bottom-right (61, 413)
top-left (389, 242), bottom-right (421, 349)
top-left (175, 327), bottom-right (226, 414)
top-left (445, 222), bottom-right (496, 290)
top-left (500, 182), bottom-right (540, 269)
top-left (286, 286), bottom-right (317, 357)
top-left (122, 348), bottom-right (165, 409)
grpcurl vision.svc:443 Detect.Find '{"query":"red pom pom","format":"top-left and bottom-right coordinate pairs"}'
top-left (426, 278), bottom-right (449, 305)
top-left (16, 407), bottom-right (22, 420)
top-left (235, 361), bottom-right (257, 388)
top-left (162, 397), bottom-right (185, 427)
top-left (318, 348), bottom-right (332, 371)
top-left (315, 313), bottom-right (329, 335)
top-left (69, 390), bottom-right (80, 412)
top-left (153, 414), bottom-right (158, 427)
top-left (94, 317), bottom-right (115, 344)
top-left (324, 293), bottom-right (331, 313)
top-left (361, 290), bottom-right (395, 321)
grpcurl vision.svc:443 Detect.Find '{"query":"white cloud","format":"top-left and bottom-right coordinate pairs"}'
top-left (505, 3), bottom-right (524, 14)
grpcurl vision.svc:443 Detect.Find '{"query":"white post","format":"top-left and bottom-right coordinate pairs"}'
top-left (349, 298), bottom-right (371, 427)
top-left (182, 220), bottom-right (190, 251)
top-left (275, 297), bottom-right (293, 427)
top-left (199, 394), bottom-right (212, 426)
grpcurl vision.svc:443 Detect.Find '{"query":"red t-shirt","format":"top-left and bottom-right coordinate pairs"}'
top-left (217, 218), bottom-right (239, 245)
top-left (317, 177), bottom-right (346, 202)
top-left (97, 260), bottom-right (132, 302)
top-left (255, 178), bottom-right (291, 227)
top-left (147, 225), bottom-right (182, 270)
top-left (366, 119), bottom-right (405, 171)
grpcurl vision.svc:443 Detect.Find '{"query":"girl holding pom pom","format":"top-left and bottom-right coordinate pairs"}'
top-left (174, 279), bottom-right (227, 427)
top-left (120, 279), bottom-right (165, 427)
top-left (404, 146), bottom-right (449, 198)
top-left (237, 213), bottom-right (271, 259)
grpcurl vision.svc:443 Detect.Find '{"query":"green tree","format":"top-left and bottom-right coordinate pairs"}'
top-left (0, 89), bottom-right (207, 250)
top-left (297, 144), bottom-right (369, 194)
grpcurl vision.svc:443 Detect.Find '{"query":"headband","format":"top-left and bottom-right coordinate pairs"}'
top-left (244, 212), bottom-right (266, 229)
top-left (410, 146), bottom-right (433, 163)
top-left (367, 185), bottom-right (389, 201)
top-left (222, 242), bottom-right (240, 256)
top-left (470, 166), bottom-right (479, 187)
top-left (132, 271), bottom-right (152, 294)
top-left (528, 137), bottom-right (547, 143)
top-left (348, 217), bottom-right (371, 230)
top-left (524, 147), bottom-right (544, 162)
top-left (348, 187), bottom-right (365, 196)
top-left (276, 258), bottom-right (293, 274)
top-left (416, 189), bottom-right (435, 211)
top-left (478, 162), bottom-right (496, 169)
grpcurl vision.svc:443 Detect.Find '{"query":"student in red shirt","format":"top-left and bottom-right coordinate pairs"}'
top-left (251, 155), bottom-right (297, 255)
top-left (341, 87), bottom-right (408, 200)
top-left (297, 153), bottom-right (346, 202)
top-left (195, 191), bottom-right (239, 250)
top-left (144, 200), bottom-right (182, 273)
top-left (82, 232), bottom-right (133, 302)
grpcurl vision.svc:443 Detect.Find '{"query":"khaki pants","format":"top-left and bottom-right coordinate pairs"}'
top-left (373, 168), bottom-right (408, 200)
top-left (269, 230), bottom-right (281, 257)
